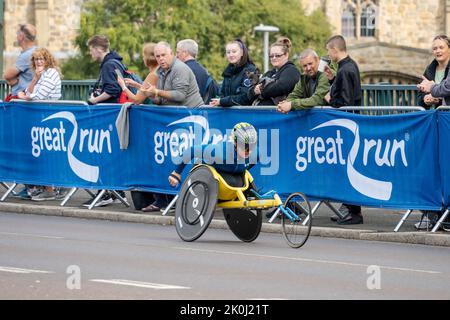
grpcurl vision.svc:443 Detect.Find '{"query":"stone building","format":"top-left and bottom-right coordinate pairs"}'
top-left (301, 0), bottom-right (450, 84)
top-left (1, 0), bottom-right (84, 72)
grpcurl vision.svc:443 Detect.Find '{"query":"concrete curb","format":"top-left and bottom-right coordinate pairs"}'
top-left (1, 202), bottom-right (449, 247)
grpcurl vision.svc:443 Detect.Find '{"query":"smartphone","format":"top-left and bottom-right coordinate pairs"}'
top-left (115, 69), bottom-right (123, 79)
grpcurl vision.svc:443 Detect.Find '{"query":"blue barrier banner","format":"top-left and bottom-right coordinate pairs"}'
top-left (438, 111), bottom-right (450, 207)
top-left (0, 102), bottom-right (443, 210)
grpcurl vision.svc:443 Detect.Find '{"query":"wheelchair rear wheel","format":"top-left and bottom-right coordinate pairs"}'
top-left (223, 208), bottom-right (262, 242)
top-left (175, 166), bottom-right (218, 242)
top-left (281, 192), bottom-right (312, 248)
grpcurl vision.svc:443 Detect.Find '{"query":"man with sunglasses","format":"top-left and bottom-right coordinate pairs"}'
top-left (3, 24), bottom-right (37, 102)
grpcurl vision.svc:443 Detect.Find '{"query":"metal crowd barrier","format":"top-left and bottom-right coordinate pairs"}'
top-left (303, 106), bottom-right (430, 232)
top-left (0, 101), bottom-right (445, 233)
top-left (430, 106), bottom-right (450, 232)
top-left (0, 99), bottom-right (129, 209)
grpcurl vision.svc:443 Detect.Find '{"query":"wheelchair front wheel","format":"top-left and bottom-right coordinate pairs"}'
top-left (281, 192), bottom-right (312, 248)
top-left (175, 166), bottom-right (218, 242)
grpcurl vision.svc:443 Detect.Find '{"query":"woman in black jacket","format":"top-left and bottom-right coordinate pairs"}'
top-left (248, 37), bottom-right (300, 106)
top-left (210, 39), bottom-right (257, 107)
top-left (418, 35), bottom-right (450, 109)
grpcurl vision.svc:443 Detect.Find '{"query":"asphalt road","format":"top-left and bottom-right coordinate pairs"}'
top-left (1, 211), bottom-right (449, 300)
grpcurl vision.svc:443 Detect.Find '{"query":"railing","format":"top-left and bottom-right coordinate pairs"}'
top-left (362, 83), bottom-right (419, 107)
top-left (0, 80), bottom-right (96, 101)
top-left (0, 80), bottom-right (420, 106)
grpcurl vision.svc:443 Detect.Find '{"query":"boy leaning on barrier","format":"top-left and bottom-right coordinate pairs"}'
top-left (323, 35), bottom-right (364, 225)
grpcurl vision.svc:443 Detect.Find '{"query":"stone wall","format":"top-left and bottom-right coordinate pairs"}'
top-left (3, 0), bottom-right (83, 70)
top-left (300, 0), bottom-right (445, 49)
top-left (348, 42), bottom-right (432, 84)
top-left (377, 0), bottom-right (444, 50)
top-left (299, 0), bottom-right (443, 83)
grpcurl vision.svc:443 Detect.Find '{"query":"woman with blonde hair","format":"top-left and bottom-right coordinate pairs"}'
top-left (248, 36), bottom-right (300, 106)
top-left (18, 47), bottom-right (61, 101)
top-left (17, 47), bottom-right (63, 201)
top-left (418, 35), bottom-right (450, 109)
top-left (117, 42), bottom-right (159, 104)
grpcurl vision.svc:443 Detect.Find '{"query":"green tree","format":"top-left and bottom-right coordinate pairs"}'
top-left (62, 0), bottom-right (332, 80)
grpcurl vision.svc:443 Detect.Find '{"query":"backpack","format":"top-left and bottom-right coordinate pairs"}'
top-left (112, 60), bottom-right (143, 103)
top-left (202, 75), bottom-right (219, 104)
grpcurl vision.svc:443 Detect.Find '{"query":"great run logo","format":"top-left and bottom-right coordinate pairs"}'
top-left (296, 119), bottom-right (408, 201)
top-left (153, 115), bottom-right (280, 175)
top-left (30, 111), bottom-right (113, 183)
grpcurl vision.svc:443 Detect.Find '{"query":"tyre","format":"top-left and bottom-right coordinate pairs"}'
top-left (175, 166), bottom-right (218, 242)
top-left (223, 208), bottom-right (262, 242)
top-left (281, 192), bottom-right (312, 248)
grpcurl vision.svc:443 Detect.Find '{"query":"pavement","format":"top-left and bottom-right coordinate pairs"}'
top-left (0, 186), bottom-right (449, 247)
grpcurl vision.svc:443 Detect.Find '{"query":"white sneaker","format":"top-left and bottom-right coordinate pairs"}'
top-left (82, 194), bottom-right (113, 207)
top-left (31, 190), bottom-right (57, 201)
top-left (442, 223), bottom-right (450, 232)
top-left (414, 217), bottom-right (433, 230)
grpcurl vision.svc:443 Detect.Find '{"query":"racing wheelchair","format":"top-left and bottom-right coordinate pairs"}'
top-left (165, 164), bottom-right (312, 248)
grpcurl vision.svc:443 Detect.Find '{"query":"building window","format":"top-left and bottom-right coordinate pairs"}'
top-left (342, 6), bottom-right (356, 38)
top-left (342, 0), bottom-right (378, 39)
top-left (361, 4), bottom-right (376, 37)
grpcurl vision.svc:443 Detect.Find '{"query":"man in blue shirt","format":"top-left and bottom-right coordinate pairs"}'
top-left (168, 122), bottom-right (258, 187)
top-left (176, 39), bottom-right (217, 104)
top-left (3, 24), bottom-right (37, 101)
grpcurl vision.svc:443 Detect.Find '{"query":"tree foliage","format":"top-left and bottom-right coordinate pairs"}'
top-left (62, 0), bottom-right (332, 80)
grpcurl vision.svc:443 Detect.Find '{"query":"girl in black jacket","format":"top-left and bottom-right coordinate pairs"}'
top-left (248, 37), bottom-right (301, 106)
top-left (418, 35), bottom-right (450, 109)
top-left (210, 39), bottom-right (257, 107)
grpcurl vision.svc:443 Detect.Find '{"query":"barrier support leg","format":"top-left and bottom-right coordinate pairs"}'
top-left (431, 209), bottom-right (450, 232)
top-left (324, 201), bottom-right (347, 219)
top-left (87, 189), bottom-right (106, 210)
top-left (268, 207), bottom-right (281, 223)
top-left (1, 183), bottom-right (17, 202)
top-left (60, 187), bottom-right (78, 207)
top-left (394, 209), bottom-right (413, 232)
top-left (162, 195), bottom-right (178, 216)
top-left (85, 189), bottom-right (97, 198)
top-left (302, 201), bottom-right (324, 226)
top-left (111, 190), bottom-right (130, 207)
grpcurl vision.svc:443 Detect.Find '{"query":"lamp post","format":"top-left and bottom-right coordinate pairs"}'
top-left (253, 24), bottom-right (279, 73)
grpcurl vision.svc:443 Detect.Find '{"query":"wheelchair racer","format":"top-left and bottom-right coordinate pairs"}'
top-left (168, 122), bottom-right (258, 187)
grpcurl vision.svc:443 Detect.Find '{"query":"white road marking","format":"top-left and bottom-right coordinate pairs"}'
top-left (0, 266), bottom-right (54, 274)
top-left (0, 231), bottom-right (64, 239)
top-left (172, 247), bottom-right (442, 275)
top-left (90, 279), bottom-right (191, 290)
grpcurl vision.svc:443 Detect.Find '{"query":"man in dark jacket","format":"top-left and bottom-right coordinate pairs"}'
top-left (84, 35), bottom-right (127, 207)
top-left (323, 35), bottom-right (364, 225)
top-left (87, 35), bottom-right (125, 105)
top-left (176, 39), bottom-right (217, 104)
top-left (324, 36), bottom-right (362, 108)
